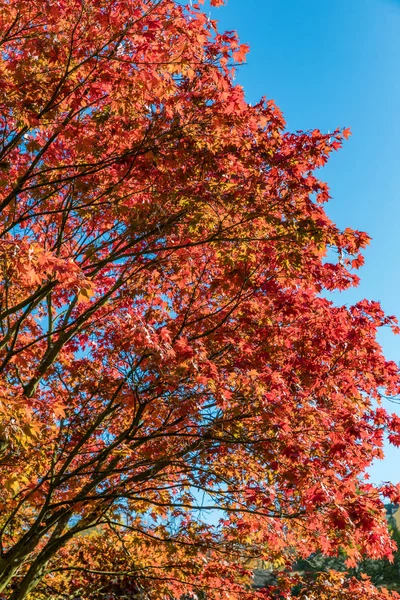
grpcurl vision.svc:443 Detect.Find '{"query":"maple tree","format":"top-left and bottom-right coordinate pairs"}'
top-left (0, 0), bottom-right (399, 598)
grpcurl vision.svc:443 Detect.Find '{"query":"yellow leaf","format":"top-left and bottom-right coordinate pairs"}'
top-left (22, 422), bottom-right (40, 440)
top-left (77, 285), bottom-right (94, 304)
top-left (5, 475), bottom-right (20, 495)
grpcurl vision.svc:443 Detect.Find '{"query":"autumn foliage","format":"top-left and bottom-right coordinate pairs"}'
top-left (0, 0), bottom-right (399, 598)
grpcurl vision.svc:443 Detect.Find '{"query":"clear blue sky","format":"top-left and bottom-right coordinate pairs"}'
top-left (206, 0), bottom-right (400, 484)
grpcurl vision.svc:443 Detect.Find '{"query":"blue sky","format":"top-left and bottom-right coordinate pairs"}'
top-left (206, 0), bottom-right (400, 484)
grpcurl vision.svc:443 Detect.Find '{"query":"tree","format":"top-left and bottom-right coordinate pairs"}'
top-left (0, 0), bottom-right (399, 598)
top-left (270, 518), bottom-right (400, 595)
